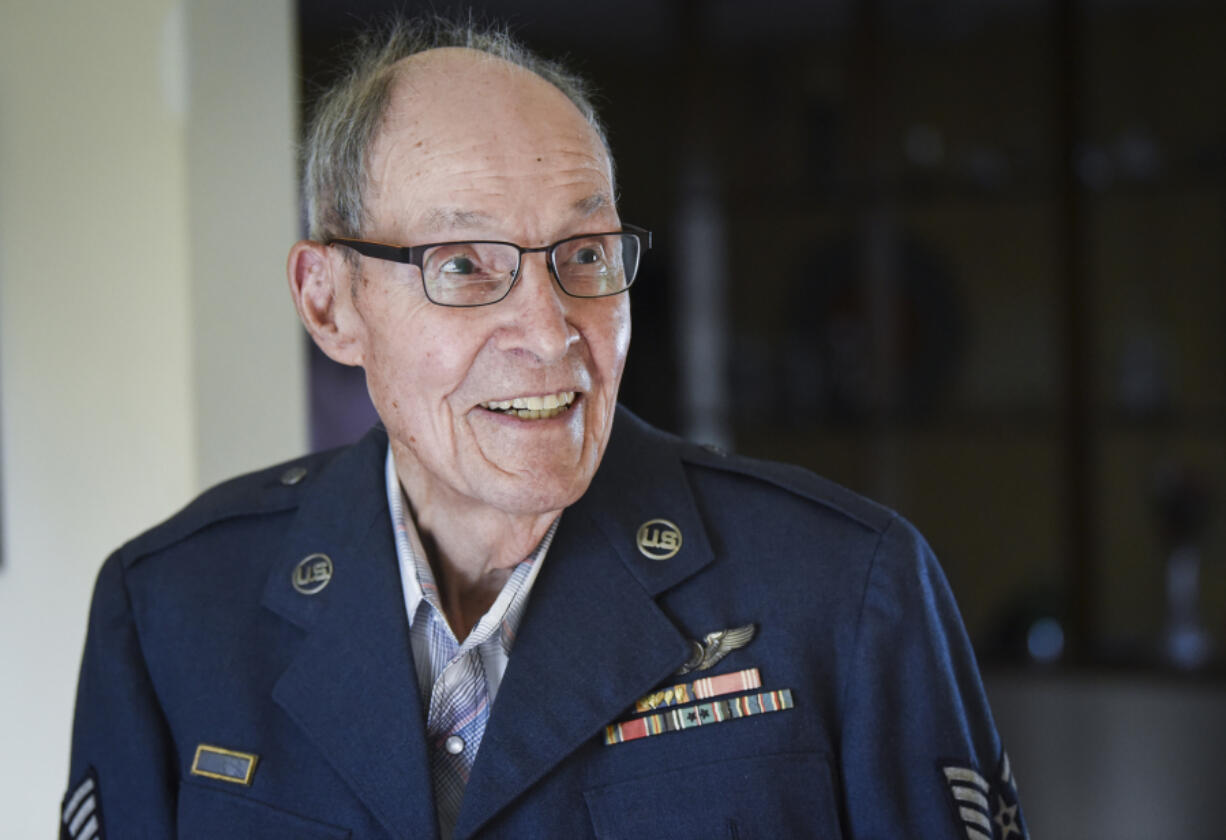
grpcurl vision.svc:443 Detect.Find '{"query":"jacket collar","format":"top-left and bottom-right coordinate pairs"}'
top-left (579, 407), bottom-right (715, 595)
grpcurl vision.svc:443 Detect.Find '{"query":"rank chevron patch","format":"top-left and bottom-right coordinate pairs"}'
top-left (939, 752), bottom-right (1027, 840)
top-left (61, 768), bottom-right (104, 840)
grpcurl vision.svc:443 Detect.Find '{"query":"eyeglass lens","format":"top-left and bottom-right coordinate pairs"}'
top-left (422, 233), bottom-right (641, 306)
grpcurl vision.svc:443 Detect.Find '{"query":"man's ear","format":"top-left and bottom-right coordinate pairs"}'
top-left (287, 240), bottom-right (365, 366)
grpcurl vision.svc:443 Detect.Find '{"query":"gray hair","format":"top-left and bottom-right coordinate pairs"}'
top-left (302, 15), bottom-right (611, 242)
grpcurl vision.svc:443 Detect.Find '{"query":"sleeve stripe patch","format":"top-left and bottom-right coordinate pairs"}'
top-left (940, 754), bottom-right (1029, 840)
top-left (952, 786), bottom-right (990, 811)
top-left (68, 796), bottom-right (96, 834)
top-left (62, 776), bottom-right (94, 822)
top-left (62, 770), bottom-right (104, 840)
top-left (959, 805), bottom-right (993, 833)
top-left (943, 765), bottom-right (989, 792)
top-left (78, 816), bottom-right (99, 840)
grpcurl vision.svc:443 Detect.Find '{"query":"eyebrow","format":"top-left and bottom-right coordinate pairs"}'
top-left (418, 207), bottom-right (496, 234)
top-left (574, 192), bottom-right (611, 217)
top-left (415, 193), bottom-right (614, 237)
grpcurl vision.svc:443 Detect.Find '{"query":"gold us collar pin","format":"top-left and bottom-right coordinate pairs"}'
top-left (292, 553), bottom-right (333, 595)
top-left (636, 518), bottom-right (682, 560)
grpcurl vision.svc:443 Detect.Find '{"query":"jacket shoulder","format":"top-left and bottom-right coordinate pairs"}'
top-left (676, 438), bottom-right (898, 536)
top-left (612, 406), bottom-right (899, 536)
top-left (114, 446), bottom-right (345, 568)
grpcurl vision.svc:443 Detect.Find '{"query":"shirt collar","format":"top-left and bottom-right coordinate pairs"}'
top-left (384, 446), bottom-right (556, 653)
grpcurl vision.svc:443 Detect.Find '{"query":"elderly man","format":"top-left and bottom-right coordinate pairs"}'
top-left (64, 17), bottom-right (1026, 840)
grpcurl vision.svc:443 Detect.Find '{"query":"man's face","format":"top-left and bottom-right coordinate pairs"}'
top-left (342, 49), bottom-right (630, 518)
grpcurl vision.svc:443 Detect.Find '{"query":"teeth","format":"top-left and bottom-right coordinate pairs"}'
top-left (481, 391), bottom-right (576, 419)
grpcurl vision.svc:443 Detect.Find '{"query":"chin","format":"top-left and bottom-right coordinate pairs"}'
top-left (481, 464), bottom-right (594, 516)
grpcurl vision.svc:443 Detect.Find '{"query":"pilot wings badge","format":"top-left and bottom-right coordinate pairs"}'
top-left (675, 623), bottom-right (757, 675)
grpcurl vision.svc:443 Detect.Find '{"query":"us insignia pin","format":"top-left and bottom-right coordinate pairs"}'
top-left (676, 623), bottom-right (756, 675)
top-left (292, 553), bottom-right (332, 595)
top-left (191, 744), bottom-right (259, 786)
top-left (636, 518), bottom-right (682, 560)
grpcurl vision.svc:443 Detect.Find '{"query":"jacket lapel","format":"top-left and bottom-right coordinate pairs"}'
top-left (453, 409), bottom-right (714, 838)
top-left (262, 428), bottom-right (439, 840)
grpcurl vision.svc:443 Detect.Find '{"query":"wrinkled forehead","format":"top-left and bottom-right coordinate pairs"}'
top-left (372, 47), bottom-right (613, 185)
top-left (360, 48), bottom-right (613, 232)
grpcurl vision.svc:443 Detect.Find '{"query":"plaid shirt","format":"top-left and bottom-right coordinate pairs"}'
top-left (385, 449), bottom-right (556, 837)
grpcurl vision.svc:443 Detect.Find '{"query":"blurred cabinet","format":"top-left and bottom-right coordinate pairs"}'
top-left (676, 3), bottom-right (1226, 668)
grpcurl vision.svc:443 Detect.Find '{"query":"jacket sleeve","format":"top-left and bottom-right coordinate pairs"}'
top-left (838, 516), bottom-right (1027, 839)
top-left (63, 553), bottom-right (177, 839)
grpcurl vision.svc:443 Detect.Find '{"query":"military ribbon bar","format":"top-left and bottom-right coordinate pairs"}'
top-left (633, 666), bottom-right (763, 712)
top-left (190, 744), bottom-right (259, 786)
top-left (604, 688), bottom-right (794, 746)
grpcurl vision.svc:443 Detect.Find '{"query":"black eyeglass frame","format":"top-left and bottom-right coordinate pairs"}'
top-left (325, 224), bottom-right (652, 308)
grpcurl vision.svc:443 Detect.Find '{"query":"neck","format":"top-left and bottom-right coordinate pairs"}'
top-left (392, 449), bottom-right (558, 640)
top-left (415, 513), bottom-right (552, 640)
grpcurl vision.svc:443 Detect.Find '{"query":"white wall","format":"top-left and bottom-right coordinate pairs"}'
top-left (0, 1), bottom-right (302, 834)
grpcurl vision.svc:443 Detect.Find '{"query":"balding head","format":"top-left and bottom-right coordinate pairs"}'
top-left (362, 47), bottom-right (613, 239)
top-left (302, 17), bottom-right (611, 242)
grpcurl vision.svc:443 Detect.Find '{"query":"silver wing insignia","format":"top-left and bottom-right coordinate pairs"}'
top-left (675, 623), bottom-right (757, 675)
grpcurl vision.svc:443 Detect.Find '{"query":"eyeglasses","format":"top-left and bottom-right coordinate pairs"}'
top-left (326, 224), bottom-right (651, 308)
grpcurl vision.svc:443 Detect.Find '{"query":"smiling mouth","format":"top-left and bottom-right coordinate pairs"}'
top-left (479, 390), bottom-right (577, 420)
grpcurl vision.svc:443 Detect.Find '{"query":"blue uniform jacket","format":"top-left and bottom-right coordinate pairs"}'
top-left (65, 407), bottom-right (1025, 839)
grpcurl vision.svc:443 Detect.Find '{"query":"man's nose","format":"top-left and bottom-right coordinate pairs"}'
top-left (496, 252), bottom-right (578, 362)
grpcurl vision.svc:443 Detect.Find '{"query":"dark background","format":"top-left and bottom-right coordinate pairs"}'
top-left (297, 0), bottom-right (1226, 676)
